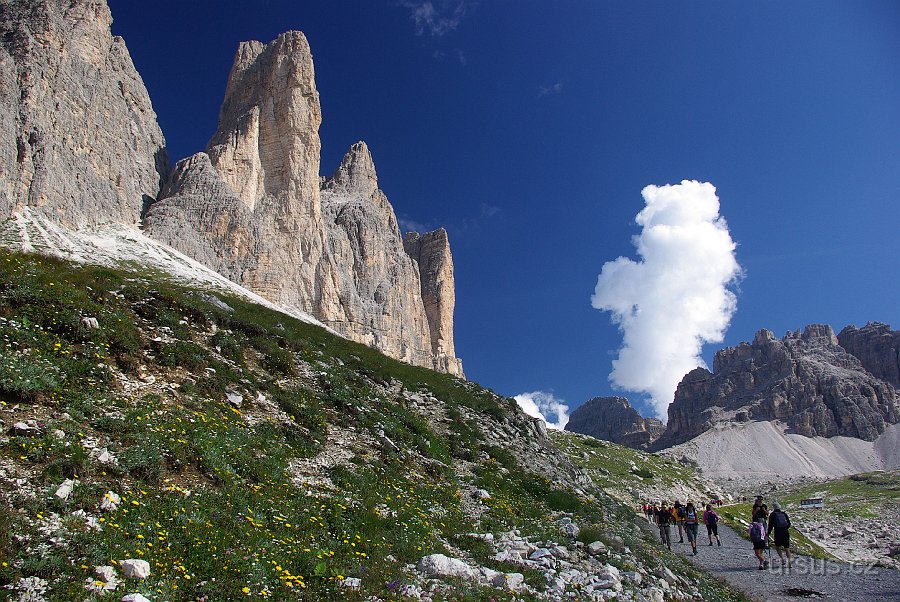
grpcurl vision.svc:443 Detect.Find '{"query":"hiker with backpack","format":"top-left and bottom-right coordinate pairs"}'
top-left (683, 502), bottom-right (700, 555)
top-left (673, 500), bottom-right (686, 543)
top-left (768, 501), bottom-right (792, 567)
top-left (656, 501), bottom-right (673, 550)
top-left (703, 503), bottom-right (721, 546)
top-left (749, 515), bottom-right (769, 569)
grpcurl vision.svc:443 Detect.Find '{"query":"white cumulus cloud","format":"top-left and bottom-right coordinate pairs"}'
top-left (514, 391), bottom-right (570, 430)
top-left (591, 180), bottom-right (742, 421)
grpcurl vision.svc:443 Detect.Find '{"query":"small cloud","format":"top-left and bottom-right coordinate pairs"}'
top-left (431, 48), bottom-right (468, 66)
top-left (538, 82), bottom-right (563, 98)
top-left (480, 203), bottom-right (500, 218)
top-left (398, 216), bottom-right (434, 233)
top-left (401, 0), bottom-right (472, 37)
top-left (514, 391), bottom-right (570, 430)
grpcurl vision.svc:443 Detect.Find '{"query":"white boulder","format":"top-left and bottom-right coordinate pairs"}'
top-left (416, 554), bottom-right (476, 579)
top-left (120, 559), bottom-right (151, 580)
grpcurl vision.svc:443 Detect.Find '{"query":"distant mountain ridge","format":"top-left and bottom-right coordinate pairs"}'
top-left (654, 323), bottom-right (899, 450)
top-left (0, 1), bottom-right (462, 375)
top-left (569, 323), bottom-right (899, 456)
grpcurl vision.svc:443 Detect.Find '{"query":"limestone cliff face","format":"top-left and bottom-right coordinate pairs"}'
top-left (565, 396), bottom-right (664, 450)
top-left (320, 141), bottom-right (450, 373)
top-left (146, 32), bottom-right (328, 305)
top-left (0, 0), bottom-right (167, 228)
top-left (838, 323), bottom-right (900, 389)
top-left (146, 33), bottom-right (463, 375)
top-left (654, 324), bottom-right (899, 449)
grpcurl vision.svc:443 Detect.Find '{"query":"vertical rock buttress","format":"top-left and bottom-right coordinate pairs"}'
top-left (403, 229), bottom-right (463, 376)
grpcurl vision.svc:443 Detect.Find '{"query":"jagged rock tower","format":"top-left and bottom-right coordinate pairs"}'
top-left (146, 32), bottom-right (463, 375)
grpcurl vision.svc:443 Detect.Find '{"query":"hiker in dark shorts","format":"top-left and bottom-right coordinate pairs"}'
top-left (768, 501), bottom-right (792, 567)
top-left (703, 503), bottom-right (721, 546)
top-left (749, 515), bottom-right (769, 569)
top-left (656, 502), bottom-right (673, 549)
top-left (684, 502), bottom-right (700, 555)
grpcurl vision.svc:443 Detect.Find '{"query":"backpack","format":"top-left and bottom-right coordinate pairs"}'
top-left (749, 521), bottom-right (766, 543)
top-left (770, 510), bottom-right (790, 530)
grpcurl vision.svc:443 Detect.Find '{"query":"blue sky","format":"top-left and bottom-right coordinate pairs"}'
top-left (108, 0), bottom-right (900, 421)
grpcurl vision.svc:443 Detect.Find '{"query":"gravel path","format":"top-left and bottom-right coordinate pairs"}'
top-left (666, 522), bottom-right (900, 601)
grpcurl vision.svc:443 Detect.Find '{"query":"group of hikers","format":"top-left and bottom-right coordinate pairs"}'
top-left (642, 500), bottom-right (722, 556)
top-left (641, 496), bottom-right (793, 570)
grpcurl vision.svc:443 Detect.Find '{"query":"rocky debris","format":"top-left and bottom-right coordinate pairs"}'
top-left (80, 317), bottom-right (100, 330)
top-left (225, 390), bottom-right (243, 408)
top-left (145, 34), bottom-right (462, 376)
top-left (71, 509), bottom-right (102, 531)
top-left (565, 396), bottom-right (664, 450)
top-left (85, 566), bottom-right (118, 594)
top-left (91, 446), bottom-right (117, 467)
top-left (53, 478), bottom-right (74, 501)
top-left (839, 322), bottom-right (900, 388)
top-left (11, 420), bottom-right (39, 435)
top-left (0, 0), bottom-right (167, 228)
top-left (405, 523), bottom-right (707, 601)
top-left (337, 577), bottom-right (362, 589)
top-left (656, 324), bottom-right (900, 449)
top-left (120, 558), bottom-right (150, 580)
top-left (416, 554), bottom-right (477, 579)
top-left (798, 510), bottom-right (900, 569)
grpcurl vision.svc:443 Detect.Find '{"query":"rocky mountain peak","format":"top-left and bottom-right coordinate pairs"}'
top-left (565, 396), bottom-right (664, 450)
top-left (322, 141), bottom-right (378, 199)
top-left (655, 323), bottom-right (899, 450)
top-left (403, 228), bottom-right (462, 375)
top-left (797, 323), bottom-right (839, 345)
top-left (1, 0), bottom-right (462, 376)
top-left (753, 328), bottom-right (776, 345)
top-left (206, 30), bottom-right (321, 212)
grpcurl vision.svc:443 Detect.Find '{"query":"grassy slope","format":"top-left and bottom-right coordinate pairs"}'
top-left (0, 250), bottom-right (749, 601)
top-left (549, 430), bottom-right (722, 508)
